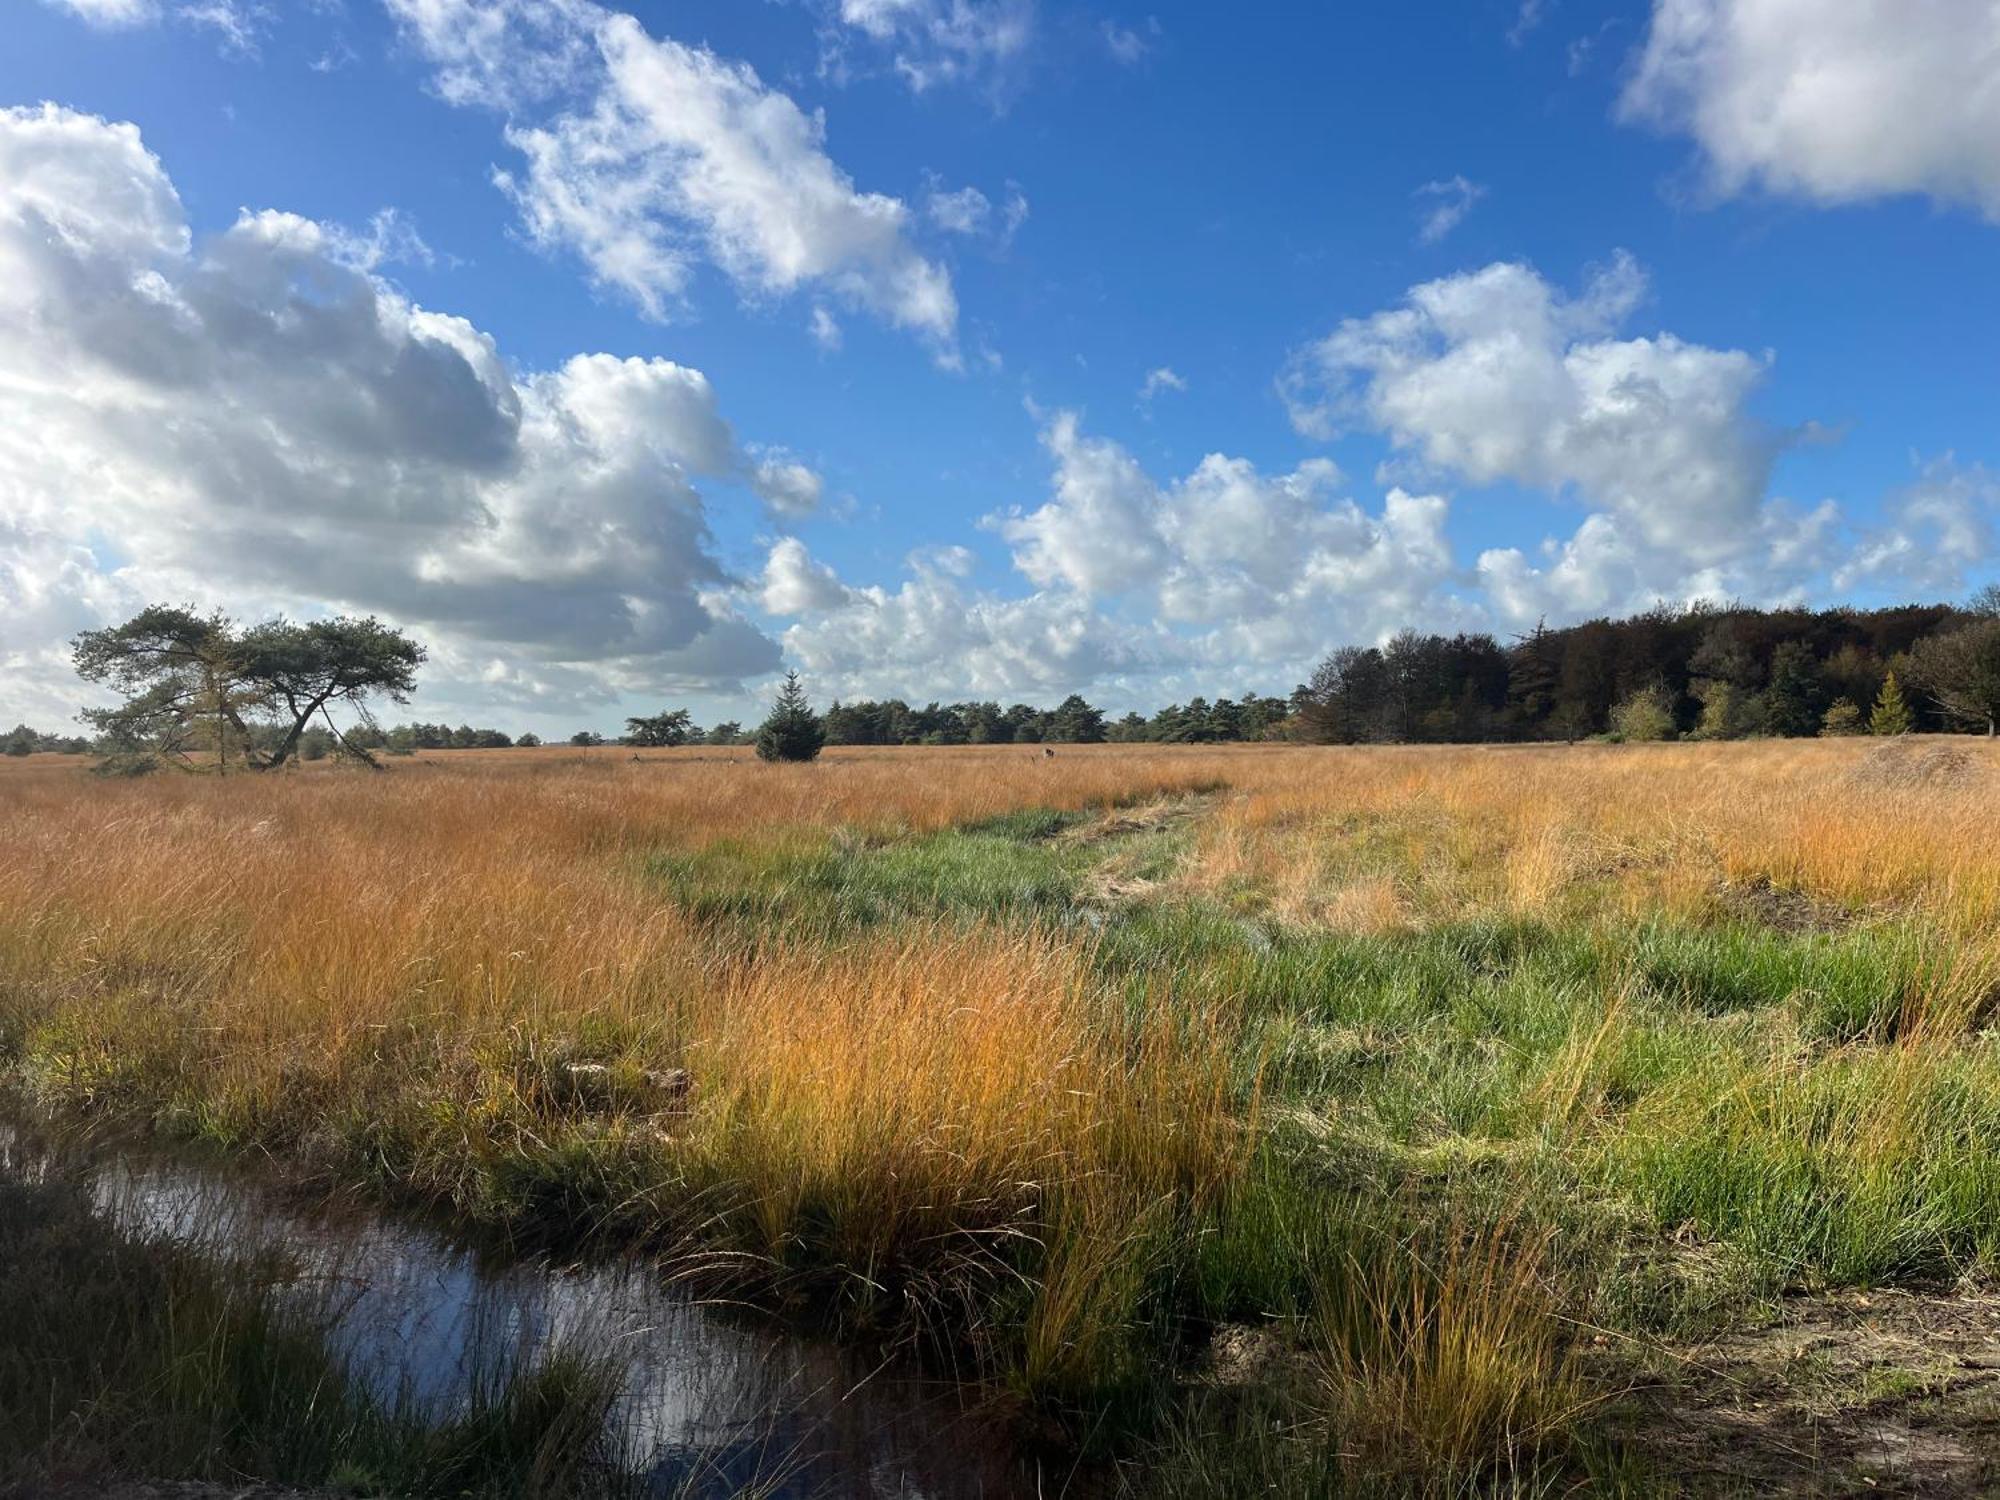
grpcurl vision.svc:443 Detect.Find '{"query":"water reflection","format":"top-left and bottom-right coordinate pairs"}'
top-left (0, 1120), bottom-right (1048, 1498)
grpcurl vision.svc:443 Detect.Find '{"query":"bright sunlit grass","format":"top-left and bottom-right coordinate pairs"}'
top-left (4, 737), bottom-right (1998, 1494)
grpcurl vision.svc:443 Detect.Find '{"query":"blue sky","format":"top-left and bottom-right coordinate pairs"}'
top-left (3, 0), bottom-right (1997, 734)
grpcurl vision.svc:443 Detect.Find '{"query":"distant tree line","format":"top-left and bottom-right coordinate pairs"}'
top-left (819, 694), bottom-right (1112, 745)
top-left (811, 692), bottom-right (1300, 746)
top-left (1297, 595), bottom-right (2000, 744)
top-left (2, 724), bottom-right (92, 757)
top-left (31, 593), bottom-right (2000, 773)
top-left (1107, 694), bottom-right (1298, 743)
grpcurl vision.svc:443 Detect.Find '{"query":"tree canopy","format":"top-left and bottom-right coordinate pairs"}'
top-left (72, 605), bottom-right (424, 772)
top-left (1909, 619), bottom-right (2000, 737)
top-left (1293, 602), bottom-right (1979, 745)
top-left (625, 709), bottom-right (694, 748)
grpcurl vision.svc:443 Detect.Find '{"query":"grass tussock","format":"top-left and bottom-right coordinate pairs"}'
top-left (1313, 1221), bottom-right (1585, 1491)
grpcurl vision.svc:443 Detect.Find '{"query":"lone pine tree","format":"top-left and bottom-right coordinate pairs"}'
top-left (756, 671), bottom-right (826, 763)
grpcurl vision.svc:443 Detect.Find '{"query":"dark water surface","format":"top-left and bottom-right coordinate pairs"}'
top-left (0, 1115), bottom-right (1056, 1498)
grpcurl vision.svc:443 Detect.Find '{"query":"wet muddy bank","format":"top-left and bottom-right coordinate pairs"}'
top-left (0, 1106), bottom-right (1061, 1498)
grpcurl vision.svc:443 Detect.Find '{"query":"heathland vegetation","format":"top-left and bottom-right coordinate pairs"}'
top-left (7, 596), bottom-right (2000, 1494)
top-left (6, 720), bottom-right (2000, 1493)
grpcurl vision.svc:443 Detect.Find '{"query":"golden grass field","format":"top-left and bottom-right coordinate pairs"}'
top-left (5, 737), bottom-right (2000, 1495)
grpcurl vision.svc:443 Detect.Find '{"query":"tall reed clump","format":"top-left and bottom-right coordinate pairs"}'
top-left (666, 926), bottom-right (1252, 1381)
top-left (1125, 1196), bottom-right (1593, 1499)
top-left (1312, 1220), bottom-right (1585, 1491)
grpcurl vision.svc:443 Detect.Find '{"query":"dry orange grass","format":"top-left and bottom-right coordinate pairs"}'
top-left (4, 736), bottom-right (1998, 1443)
top-left (1173, 738), bottom-right (2000, 933)
top-left (0, 746), bottom-right (1253, 1391)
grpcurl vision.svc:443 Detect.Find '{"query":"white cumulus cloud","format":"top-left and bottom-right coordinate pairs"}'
top-left (0, 104), bottom-right (798, 724)
top-left (1621, 0), bottom-right (2000, 220)
top-left (759, 536), bottom-right (856, 615)
top-left (1281, 251), bottom-right (1780, 565)
top-left (993, 414), bottom-right (1458, 639)
top-left (770, 413), bottom-right (1467, 705)
top-left (767, 541), bottom-right (1158, 703)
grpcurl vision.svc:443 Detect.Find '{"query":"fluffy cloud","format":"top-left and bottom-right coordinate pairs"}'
top-left (1622, 0), bottom-right (2000, 220)
top-left (748, 453), bottom-right (826, 518)
top-left (0, 104), bottom-right (796, 722)
top-left (1282, 252), bottom-right (1781, 565)
top-left (994, 414), bottom-right (1173, 595)
top-left (993, 415), bottom-right (1456, 632)
top-left (385, 0), bottom-right (958, 349)
top-left (1474, 501), bottom-right (1842, 628)
top-left (989, 414), bottom-right (1459, 669)
top-left (1269, 250), bottom-right (1992, 629)
top-left (762, 541), bottom-right (1158, 702)
top-left (759, 536), bottom-right (855, 615)
top-left (762, 414), bottom-right (1466, 704)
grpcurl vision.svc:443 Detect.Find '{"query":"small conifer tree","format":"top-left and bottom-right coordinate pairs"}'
top-left (1820, 698), bottom-right (1864, 736)
top-left (755, 671), bottom-right (826, 763)
top-left (1869, 671), bottom-right (1914, 736)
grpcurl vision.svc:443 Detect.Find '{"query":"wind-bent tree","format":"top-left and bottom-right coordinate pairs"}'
top-left (1910, 619), bottom-right (2000, 737)
top-left (72, 607), bottom-right (263, 773)
top-left (625, 709), bottom-right (694, 747)
top-left (73, 606), bottom-right (424, 772)
top-left (236, 616), bottom-right (426, 767)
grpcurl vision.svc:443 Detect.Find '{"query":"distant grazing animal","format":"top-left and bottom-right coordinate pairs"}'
top-left (1043, 746), bottom-right (1056, 759)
